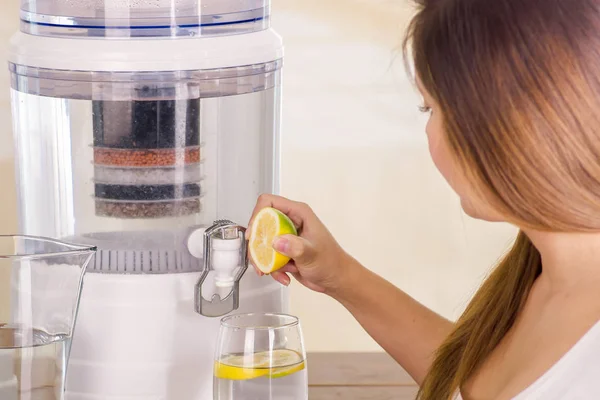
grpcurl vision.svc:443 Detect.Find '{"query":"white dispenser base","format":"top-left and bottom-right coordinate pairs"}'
top-left (0, 377), bottom-right (17, 400)
top-left (66, 272), bottom-right (287, 400)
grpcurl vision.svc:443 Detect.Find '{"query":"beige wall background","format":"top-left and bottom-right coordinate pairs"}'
top-left (0, 0), bottom-right (517, 352)
top-left (0, 0), bottom-right (19, 234)
top-left (0, 1), bottom-right (19, 320)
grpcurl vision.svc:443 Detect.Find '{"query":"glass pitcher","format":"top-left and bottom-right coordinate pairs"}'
top-left (0, 235), bottom-right (96, 400)
top-left (214, 313), bottom-right (308, 400)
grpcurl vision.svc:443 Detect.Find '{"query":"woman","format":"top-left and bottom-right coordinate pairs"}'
top-left (248, 0), bottom-right (600, 398)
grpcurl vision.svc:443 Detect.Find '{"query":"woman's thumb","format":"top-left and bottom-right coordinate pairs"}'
top-left (273, 234), bottom-right (316, 265)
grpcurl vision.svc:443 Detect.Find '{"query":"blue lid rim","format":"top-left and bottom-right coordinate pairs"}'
top-left (21, 16), bottom-right (266, 31)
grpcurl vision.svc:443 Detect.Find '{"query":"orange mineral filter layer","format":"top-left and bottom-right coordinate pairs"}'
top-left (93, 147), bottom-right (201, 167)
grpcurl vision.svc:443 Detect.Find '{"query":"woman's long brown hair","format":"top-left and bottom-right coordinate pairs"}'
top-left (403, 0), bottom-right (600, 398)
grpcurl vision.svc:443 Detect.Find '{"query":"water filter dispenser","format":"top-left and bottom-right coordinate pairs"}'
top-left (8, 1), bottom-right (287, 398)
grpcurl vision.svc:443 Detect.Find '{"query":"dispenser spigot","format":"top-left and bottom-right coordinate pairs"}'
top-left (191, 220), bottom-right (248, 317)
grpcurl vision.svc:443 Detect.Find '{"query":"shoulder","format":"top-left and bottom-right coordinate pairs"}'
top-left (513, 321), bottom-right (600, 399)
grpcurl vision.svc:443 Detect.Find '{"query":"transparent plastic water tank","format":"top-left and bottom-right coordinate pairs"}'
top-left (11, 62), bottom-right (281, 273)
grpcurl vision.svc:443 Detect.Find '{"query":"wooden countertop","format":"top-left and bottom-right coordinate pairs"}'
top-left (307, 353), bottom-right (419, 399)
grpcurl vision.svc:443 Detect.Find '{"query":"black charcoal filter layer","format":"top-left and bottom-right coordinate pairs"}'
top-left (94, 183), bottom-right (201, 201)
top-left (92, 98), bottom-right (200, 149)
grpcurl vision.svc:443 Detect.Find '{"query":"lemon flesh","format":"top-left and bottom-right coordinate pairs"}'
top-left (214, 349), bottom-right (305, 380)
top-left (267, 349), bottom-right (306, 379)
top-left (249, 207), bottom-right (298, 274)
top-left (214, 353), bottom-right (271, 380)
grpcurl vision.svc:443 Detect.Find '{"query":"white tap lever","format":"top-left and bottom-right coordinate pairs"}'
top-left (190, 220), bottom-right (248, 317)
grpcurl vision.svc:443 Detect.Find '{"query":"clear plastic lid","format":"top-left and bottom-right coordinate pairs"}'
top-left (20, 0), bottom-right (270, 38)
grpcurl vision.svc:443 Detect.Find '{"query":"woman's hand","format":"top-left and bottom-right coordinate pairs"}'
top-left (247, 194), bottom-right (355, 294)
top-left (248, 196), bottom-right (452, 385)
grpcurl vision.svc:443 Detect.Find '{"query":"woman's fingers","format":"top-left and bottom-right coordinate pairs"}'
top-left (273, 235), bottom-right (316, 266)
top-left (280, 263), bottom-right (299, 274)
top-left (271, 270), bottom-right (291, 286)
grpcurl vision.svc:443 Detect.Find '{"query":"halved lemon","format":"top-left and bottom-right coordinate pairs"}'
top-left (249, 207), bottom-right (298, 274)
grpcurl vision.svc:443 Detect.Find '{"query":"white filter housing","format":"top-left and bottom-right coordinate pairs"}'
top-left (8, 1), bottom-right (287, 398)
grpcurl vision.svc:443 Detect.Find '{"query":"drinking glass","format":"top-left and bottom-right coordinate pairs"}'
top-left (0, 235), bottom-right (96, 400)
top-left (213, 313), bottom-right (308, 400)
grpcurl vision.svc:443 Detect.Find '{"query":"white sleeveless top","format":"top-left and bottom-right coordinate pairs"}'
top-left (454, 320), bottom-right (600, 399)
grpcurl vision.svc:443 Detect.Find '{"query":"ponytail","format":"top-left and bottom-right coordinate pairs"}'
top-left (418, 232), bottom-right (541, 399)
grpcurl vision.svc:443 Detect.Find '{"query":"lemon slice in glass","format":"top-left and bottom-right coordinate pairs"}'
top-left (266, 349), bottom-right (306, 379)
top-left (214, 353), bottom-right (270, 380)
top-left (214, 349), bottom-right (305, 381)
